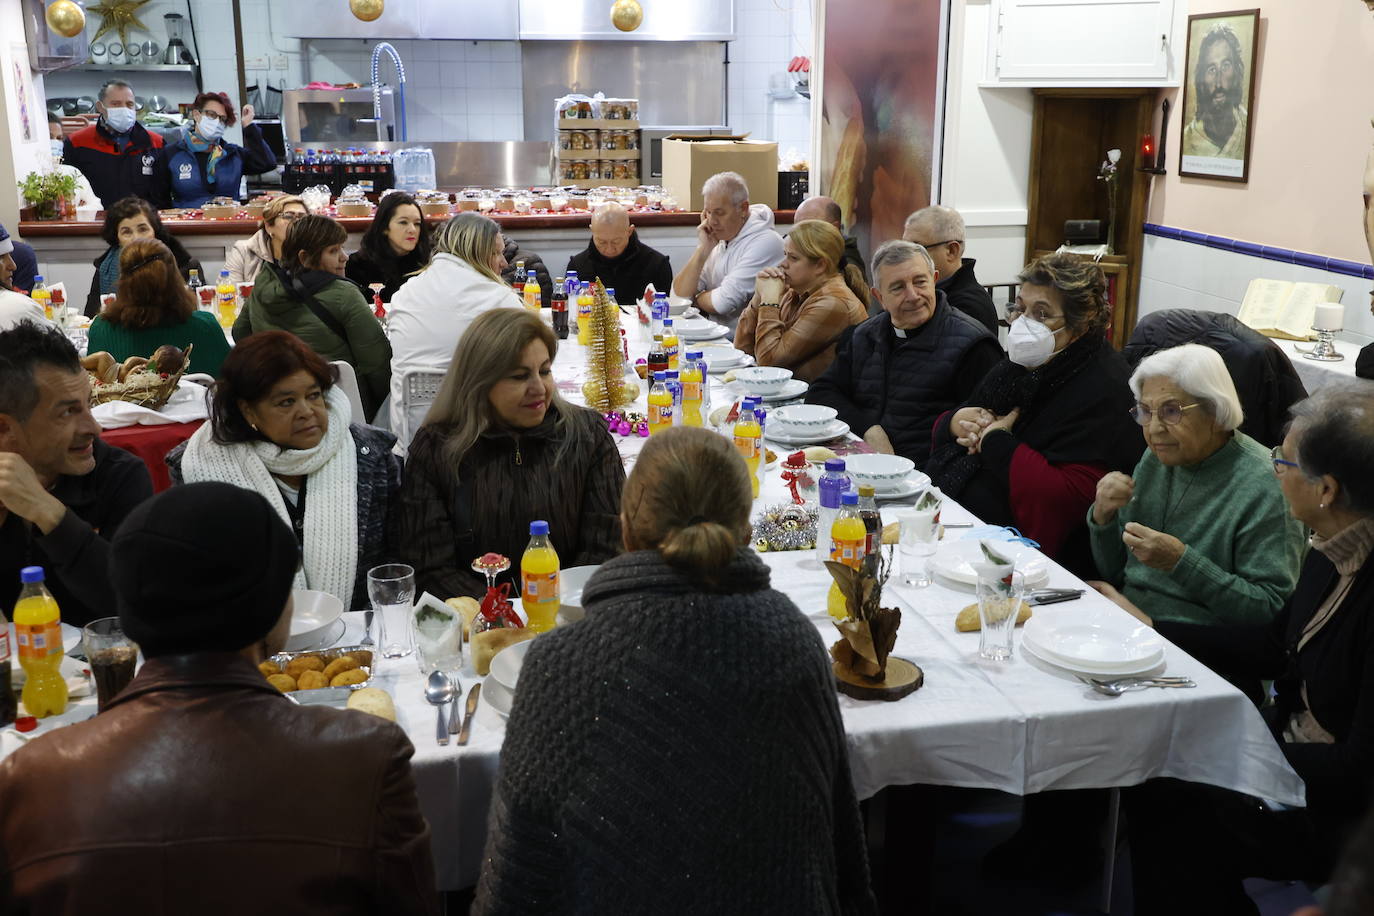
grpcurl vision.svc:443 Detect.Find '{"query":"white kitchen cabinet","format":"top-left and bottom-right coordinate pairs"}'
top-left (985, 0), bottom-right (1182, 86)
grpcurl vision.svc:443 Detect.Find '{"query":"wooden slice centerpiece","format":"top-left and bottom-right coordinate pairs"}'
top-left (833, 656), bottom-right (923, 702)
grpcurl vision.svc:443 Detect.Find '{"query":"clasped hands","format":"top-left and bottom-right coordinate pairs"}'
top-left (948, 406), bottom-right (1020, 455)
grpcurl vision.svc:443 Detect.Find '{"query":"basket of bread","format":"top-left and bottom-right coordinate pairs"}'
top-left (84, 343), bottom-right (192, 410)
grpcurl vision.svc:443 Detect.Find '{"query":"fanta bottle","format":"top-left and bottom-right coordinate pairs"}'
top-left (13, 567), bottom-right (67, 717)
top-left (521, 522), bottom-right (560, 633)
top-left (216, 270), bottom-right (236, 328)
top-left (826, 493), bottom-right (866, 620)
top-left (681, 351), bottom-right (704, 427)
top-left (733, 400), bottom-right (763, 498)
top-left (648, 371), bottom-right (673, 435)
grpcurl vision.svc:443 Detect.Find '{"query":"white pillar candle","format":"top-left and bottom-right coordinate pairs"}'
top-left (1314, 302), bottom-right (1345, 331)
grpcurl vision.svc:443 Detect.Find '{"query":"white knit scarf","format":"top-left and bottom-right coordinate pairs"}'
top-left (181, 386), bottom-right (359, 606)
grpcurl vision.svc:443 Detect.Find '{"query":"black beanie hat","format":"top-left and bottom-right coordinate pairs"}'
top-left (111, 482), bottom-right (300, 657)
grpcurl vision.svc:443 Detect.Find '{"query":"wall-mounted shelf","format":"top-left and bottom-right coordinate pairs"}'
top-left (65, 64), bottom-right (199, 74)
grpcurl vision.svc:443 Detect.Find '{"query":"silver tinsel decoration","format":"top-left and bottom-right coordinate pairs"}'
top-left (752, 503), bottom-right (818, 552)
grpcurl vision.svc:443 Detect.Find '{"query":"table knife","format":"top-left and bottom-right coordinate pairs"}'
top-left (457, 683), bottom-right (481, 746)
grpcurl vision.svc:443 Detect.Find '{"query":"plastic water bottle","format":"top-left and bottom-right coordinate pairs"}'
top-left (650, 291), bottom-right (667, 338)
top-left (665, 369), bottom-right (682, 424)
top-left (565, 271), bottom-right (578, 300)
top-left (816, 458), bottom-right (851, 566)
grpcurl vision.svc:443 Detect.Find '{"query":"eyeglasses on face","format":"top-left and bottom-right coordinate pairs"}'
top-left (1004, 302), bottom-right (1066, 323)
top-left (1128, 401), bottom-right (1200, 426)
top-left (1270, 444), bottom-right (1300, 474)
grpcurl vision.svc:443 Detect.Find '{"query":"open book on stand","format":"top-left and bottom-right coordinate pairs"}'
top-left (1236, 279), bottom-right (1344, 341)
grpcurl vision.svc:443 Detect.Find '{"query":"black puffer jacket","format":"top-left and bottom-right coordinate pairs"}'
top-left (806, 294), bottom-right (1003, 467)
top-left (501, 238), bottom-right (552, 308)
top-left (166, 423), bottom-right (402, 610)
top-left (1122, 309), bottom-right (1308, 448)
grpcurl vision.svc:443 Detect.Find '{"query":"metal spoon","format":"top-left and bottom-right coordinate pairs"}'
top-left (360, 610), bottom-right (374, 647)
top-left (425, 670), bottom-right (457, 746)
top-left (1078, 675), bottom-right (1196, 696)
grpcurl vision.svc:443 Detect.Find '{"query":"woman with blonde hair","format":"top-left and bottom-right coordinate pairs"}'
top-left (473, 425), bottom-right (876, 915)
top-left (387, 211), bottom-right (520, 442)
top-left (398, 308), bottom-right (623, 598)
top-left (224, 194), bottom-right (308, 285)
top-left (733, 218), bottom-right (870, 383)
top-left (87, 239), bottom-right (231, 376)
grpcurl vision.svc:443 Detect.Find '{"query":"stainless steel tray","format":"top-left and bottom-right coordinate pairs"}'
top-left (264, 644), bottom-right (375, 696)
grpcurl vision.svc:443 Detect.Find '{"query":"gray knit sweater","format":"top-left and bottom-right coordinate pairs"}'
top-left (473, 548), bottom-right (877, 916)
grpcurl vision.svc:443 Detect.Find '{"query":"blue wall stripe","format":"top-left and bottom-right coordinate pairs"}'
top-left (1143, 223), bottom-right (1374, 281)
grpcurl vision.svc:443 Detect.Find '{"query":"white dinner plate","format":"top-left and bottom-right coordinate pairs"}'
top-left (483, 674), bottom-right (515, 718)
top-left (708, 354), bottom-right (754, 374)
top-left (682, 326), bottom-right (730, 343)
top-left (673, 317), bottom-right (715, 334)
top-left (1021, 613), bottom-right (1164, 671)
top-left (927, 540), bottom-right (1050, 588)
top-left (488, 638), bottom-right (534, 693)
top-left (1020, 634), bottom-right (1166, 679)
top-left (871, 471), bottom-right (933, 500)
top-left (759, 379), bottom-right (810, 403)
top-left (764, 419), bottom-right (850, 446)
top-left (696, 345), bottom-right (749, 369)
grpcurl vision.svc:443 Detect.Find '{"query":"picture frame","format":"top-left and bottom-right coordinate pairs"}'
top-left (1179, 9), bottom-right (1260, 182)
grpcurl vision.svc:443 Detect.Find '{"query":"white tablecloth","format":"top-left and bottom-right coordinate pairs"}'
top-left (1, 311), bottom-right (1304, 892)
top-left (1287, 337), bottom-right (1365, 392)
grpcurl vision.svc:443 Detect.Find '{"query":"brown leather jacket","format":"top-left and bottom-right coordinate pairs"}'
top-left (0, 654), bottom-right (439, 915)
top-left (733, 274), bottom-right (870, 383)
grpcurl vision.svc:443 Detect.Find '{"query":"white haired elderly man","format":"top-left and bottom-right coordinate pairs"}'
top-left (671, 171), bottom-right (785, 334)
top-left (806, 239), bottom-right (1001, 466)
top-left (1088, 342), bottom-right (1305, 628)
top-left (902, 205), bottom-right (998, 335)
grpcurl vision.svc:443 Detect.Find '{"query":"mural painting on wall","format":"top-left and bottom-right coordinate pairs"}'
top-left (819, 0), bottom-right (946, 257)
top-left (1180, 9), bottom-right (1261, 182)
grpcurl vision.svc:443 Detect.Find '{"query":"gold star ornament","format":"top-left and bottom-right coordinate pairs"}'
top-left (89, 0), bottom-right (150, 48)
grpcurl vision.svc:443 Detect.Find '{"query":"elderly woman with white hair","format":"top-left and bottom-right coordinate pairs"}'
top-left (1088, 343), bottom-right (1305, 626)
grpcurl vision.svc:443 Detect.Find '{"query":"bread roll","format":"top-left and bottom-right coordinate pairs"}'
top-left (471, 626), bottom-right (537, 676)
top-left (347, 687), bottom-right (397, 722)
top-left (445, 596), bottom-right (481, 640)
top-left (955, 601), bottom-right (1033, 632)
top-left (803, 446), bottom-right (838, 463)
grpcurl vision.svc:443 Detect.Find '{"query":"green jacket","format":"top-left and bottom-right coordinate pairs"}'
top-left (234, 266), bottom-right (391, 419)
top-left (88, 309), bottom-right (231, 378)
top-left (1087, 431), bottom-right (1306, 627)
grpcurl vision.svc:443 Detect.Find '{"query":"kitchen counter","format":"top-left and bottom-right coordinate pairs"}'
top-left (18, 210), bottom-right (798, 299)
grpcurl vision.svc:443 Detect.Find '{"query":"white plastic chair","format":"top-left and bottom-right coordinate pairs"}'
top-left (394, 367), bottom-right (447, 452)
top-left (329, 360), bottom-right (366, 424)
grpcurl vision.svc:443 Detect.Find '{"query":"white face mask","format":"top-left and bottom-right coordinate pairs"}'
top-left (1006, 316), bottom-right (1064, 368)
top-left (103, 106), bottom-right (136, 134)
top-left (50, 139), bottom-right (65, 159)
top-left (196, 115), bottom-right (225, 142)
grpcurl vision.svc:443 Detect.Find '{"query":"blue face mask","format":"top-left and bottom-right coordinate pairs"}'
top-left (103, 106), bottom-right (136, 134)
top-left (50, 139), bottom-right (65, 159)
top-left (196, 115), bottom-right (225, 143)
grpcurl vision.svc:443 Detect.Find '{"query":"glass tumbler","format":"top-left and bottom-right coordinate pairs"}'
top-left (976, 566), bottom-right (1025, 661)
top-left (367, 564), bottom-right (416, 659)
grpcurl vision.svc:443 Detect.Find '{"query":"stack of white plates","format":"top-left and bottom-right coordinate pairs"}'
top-left (695, 344), bottom-right (752, 373)
top-left (483, 639), bottom-right (534, 718)
top-left (1021, 612), bottom-right (1165, 677)
top-left (928, 541), bottom-right (1050, 590)
top-left (764, 418), bottom-right (850, 446)
top-left (758, 379), bottom-right (809, 402)
top-left (675, 317), bottom-right (730, 342)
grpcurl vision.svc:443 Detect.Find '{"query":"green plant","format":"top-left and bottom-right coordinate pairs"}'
top-left (18, 169), bottom-right (79, 206)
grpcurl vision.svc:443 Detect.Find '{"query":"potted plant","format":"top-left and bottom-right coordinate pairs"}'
top-left (18, 169), bottom-right (79, 221)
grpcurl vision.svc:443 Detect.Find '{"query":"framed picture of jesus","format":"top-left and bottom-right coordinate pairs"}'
top-left (1180, 9), bottom-right (1260, 182)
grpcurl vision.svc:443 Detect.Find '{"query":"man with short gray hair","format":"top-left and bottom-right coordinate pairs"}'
top-left (903, 205), bottom-right (998, 334)
top-left (806, 239), bottom-right (1000, 465)
top-left (64, 79), bottom-right (166, 208)
top-left (672, 171), bottom-right (785, 334)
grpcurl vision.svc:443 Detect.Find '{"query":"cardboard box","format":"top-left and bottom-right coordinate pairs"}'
top-left (662, 137), bottom-right (779, 211)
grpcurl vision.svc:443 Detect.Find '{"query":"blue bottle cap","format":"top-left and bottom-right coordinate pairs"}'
top-left (655, 291), bottom-right (667, 299)
top-left (529, 520), bottom-right (549, 536)
top-left (606, 288), bottom-right (616, 297)
top-left (687, 350), bottom-right (702, 359)
top-left (663, 318), bottom-right (673, 327)
top-left (653, 371), bottom-right (667, 381)
top-left (824, 458), bottom-right (846, 472)
top-left (20, 566), bottom-right (45, 583)
top-left (666, 370), bottom-right (679, 378)
top-left (841, 491), bottom-right (859, 505)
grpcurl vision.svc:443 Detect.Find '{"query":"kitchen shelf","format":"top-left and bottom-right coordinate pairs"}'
top-left (556, 148), bottom-right (641, 160)
top-left (556, 118), bottom-right (641, 130)
top-left (67, 64), bottom-right (199, 73)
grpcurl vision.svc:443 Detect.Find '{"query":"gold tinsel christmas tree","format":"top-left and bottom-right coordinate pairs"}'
top-left (580, 280), bottom-right (635, 411)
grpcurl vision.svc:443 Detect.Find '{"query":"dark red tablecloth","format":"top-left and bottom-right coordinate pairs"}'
top-left (101, 420), bottom-right (204, 492)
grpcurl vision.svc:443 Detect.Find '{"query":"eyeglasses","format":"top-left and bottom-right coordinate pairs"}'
top-left (1271, 444), bottom-right (1300, 475)
top-left (1128, 401), bottom-right (1200, 426)
top-left (276, 210), bottom-right (305, 222)
top-left (1005, 303), bottom-right (1066, 323)
top-left (916, 239), bottom-right (959, 251)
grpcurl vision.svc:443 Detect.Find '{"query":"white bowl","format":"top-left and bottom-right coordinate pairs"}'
top-left (488, 637), bottom-right (534, 692)
top-left (556, 565), bottom-right (600, 625)
top-left (735, 366), bottom-right (793, 394)
top-left (286, 589), bottom-right (344, 650)
top-left (771, 404), bottom-right (838, 430)
top-left (844, 453), bottom-right (916, 489)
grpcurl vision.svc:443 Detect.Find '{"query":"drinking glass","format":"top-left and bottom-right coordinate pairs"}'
top-left (411, 605), bottom-right (463, 675)
top-left (367, 564), bottom-right (415, 659)
top-left (82, 617), bottom-right (139, 712)
top-left (897, 506), bottom-right (940, 587)
top-left (976, 567), bottom-right (1025, 661)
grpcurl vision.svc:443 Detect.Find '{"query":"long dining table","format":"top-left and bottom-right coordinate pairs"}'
top-left (1, 306), bottom-right (1304, 893)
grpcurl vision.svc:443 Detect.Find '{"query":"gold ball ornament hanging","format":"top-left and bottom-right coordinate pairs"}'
top-left (46, 0), bottom-right (87, 38)
top-left (349, 0), bottom-right (384, 22)
top-left (610, 0), bottom-right (643, 32)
